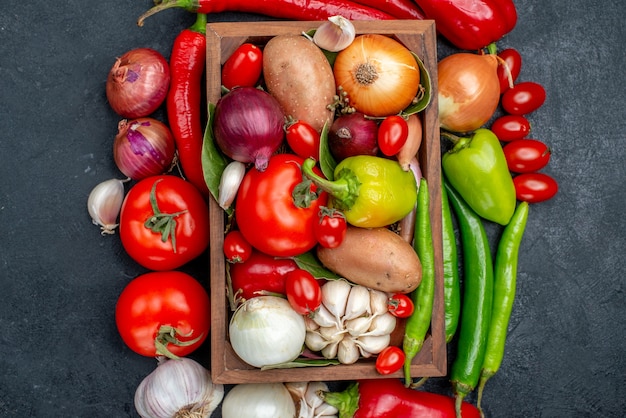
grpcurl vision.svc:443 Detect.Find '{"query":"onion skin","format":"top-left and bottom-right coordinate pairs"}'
top-left (113, 118), bottom-right (176, 180)
top-left (328, 112), bottom-right (379, 161)
top-left (438, 53), bottom-right (500, 133)
top-left (213, 87), bottom-right (285, 172)
top-left (106, 48), bottom-right (170, 118)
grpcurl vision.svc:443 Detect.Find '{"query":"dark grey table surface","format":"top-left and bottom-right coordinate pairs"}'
top-left (1, 0), bottom-right (625, 416)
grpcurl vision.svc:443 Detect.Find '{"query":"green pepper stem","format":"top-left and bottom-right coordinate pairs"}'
top-left (299, 158), bottom-right (359, 211)
top-left (486, 42), bottom-right (498, 55)
top-left (137, 0), bottom-right (196, 27)
top-left (440, 131), bottom-right (462, 144)
top-left (320, 382), bottom-right (360, 418)
top-left (189, 12), bottom-right (207, 35)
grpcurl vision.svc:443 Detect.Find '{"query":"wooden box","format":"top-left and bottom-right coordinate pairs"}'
top-left (206, 20), bottom-right (444, 385)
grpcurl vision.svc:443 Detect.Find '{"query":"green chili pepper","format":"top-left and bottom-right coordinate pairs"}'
top-left (444, 178), bottom-right (494, 418)
top-left (442, 128), bottom-right (516, 226)
top-left (441, 182), bottom-right (460, 343)
top-left (300, 156), bottom-right (417, 228)
top-left (403, 178), bottom-right (435, 386)
top-left (476, 201), bottom-right (529, 414)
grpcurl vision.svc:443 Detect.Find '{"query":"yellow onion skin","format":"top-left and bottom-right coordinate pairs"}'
top-left (438, 53), bottom-right (500, 133)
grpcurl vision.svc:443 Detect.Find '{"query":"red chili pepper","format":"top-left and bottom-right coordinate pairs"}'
top-left (164, 13), bottom-right (209, 196)
top-left (138, 0), bottom-right (393, 25)
top-left (323, 379), bottom-right (481, 418)
top-left (413, 0), bottom-right (517, 51)
top-left (350, 0), bottom-right (425, 19)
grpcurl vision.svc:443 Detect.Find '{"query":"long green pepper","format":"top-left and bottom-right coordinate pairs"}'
top-left (476, 201), bottom-right (529, 414)
top-left (402, 178), bottom-right (435, 386)
top-left (441, 181), bottom-right (460, 343)
top-left (444, 178), bottom-right (494, 418)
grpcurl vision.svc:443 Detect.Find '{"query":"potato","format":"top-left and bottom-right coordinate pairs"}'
top-left (263, 34), bottom-right (335, 132)
top-left (317, 226), bottom-right (422, 294)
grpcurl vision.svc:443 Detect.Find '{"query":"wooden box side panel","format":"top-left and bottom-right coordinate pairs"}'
top-left (206, 20), bottom-right (444, 385)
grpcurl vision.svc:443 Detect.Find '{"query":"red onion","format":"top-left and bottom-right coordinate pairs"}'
top-left (328, 112), bottom-right (379, 162)
top-left (213, 87), bottom-right (284, 172)
top-left (106, 48), bottom-right (170, 118)
top-left (113, 118), bottom-right (176, 180)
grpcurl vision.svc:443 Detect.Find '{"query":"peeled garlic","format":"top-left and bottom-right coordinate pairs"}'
top-left (313, 15), bottom-right (356, 52)
top-left (218, 160), bottom-right (246, 210)
top-left (134, 357), bottom-right (224, 418)
top-left (87, 178), bottom-right (128, 235)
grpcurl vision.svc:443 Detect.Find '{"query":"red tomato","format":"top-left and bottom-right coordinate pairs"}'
top-left (223, 230), bottom-right (252, 263)
top-left (502, 81), bottom-right (547, 115)
top-left (503, 139), bottom-right (552, 173)
top-left (229, 250), bottom-right (298, 300)
top-left (497, 48), bottom-right (522, 94)
top-left (378, 115), bottom-right (409, 156)
top-left (119, 175), bottom-right (210, 271)
top-left (375, 346), bottom-right (405, 375)
top-left (491, 115), bottom-right (531, 142)
top-left (235, 153), bottom-right (328, 257)
top-left (387, 293), bottom-right (414, 318)
top-left (286, 120), bottom-right (321, 160)
top-left (115, 271), bottom-right (210, 358)
top-left (513, 172), bottom-right (558, 203)
top-left (315, 208), bottom-right (347, 249)
top-left (221, 43), bottom-right (263, 89)
top-left (285, 269), bottom-right (322, 315)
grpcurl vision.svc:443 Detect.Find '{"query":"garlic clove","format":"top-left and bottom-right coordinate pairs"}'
top-left (344, 316), bottom-right (372, 337)
top-left (87, 178), bottom-right (129, 235)
top-left (343, 285), bottom-right (371, 321)
top-left (313, 15), bottom-right (356, 52)
top-left (321, 279), bottom-right (352, 324)
top-left (218, 160), bottom-right (246, 210)
top-left (354, 334), bottom-right (391, 355)
top-left (363, 312), bottom-right (397, 337)
top-left (318, 324), bottom-right (345, 344)
top-left (304, 381), bottom-right (329, 410)
top-left (321, 340), bottom-right (339, 359)
top-left (314, 402), bottom-right (340, 417)
top-left (337, 335), bottom-right (360, 364)
top-left (310, 303), bottom-right (339, 328)
top-left (369, 289), bottom-right (390, 317)
top-left (305, 330), bottom-right (331, 352)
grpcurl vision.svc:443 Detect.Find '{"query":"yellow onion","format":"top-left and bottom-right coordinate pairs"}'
top-left (438, 53), bottom-right (500, 133)
top-left (333, 34), bottom-right (420, 117)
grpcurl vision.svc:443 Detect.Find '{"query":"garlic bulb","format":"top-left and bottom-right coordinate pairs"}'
top-left (286, 381), bottom-right (339, 418)
top-left (134, 357), bottom-right (224, 418)
top-left (87, 178), bottom-right (128, 235)
top-left (218, 160), bottom-right (246, 210)
top-left (313, 16), bottom-right (356, 52)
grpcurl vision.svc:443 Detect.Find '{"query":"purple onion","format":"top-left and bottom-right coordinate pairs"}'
top-left (213, 87), bottom-right (285, 172)
top-left (328, 112), bottom-right (379, 162)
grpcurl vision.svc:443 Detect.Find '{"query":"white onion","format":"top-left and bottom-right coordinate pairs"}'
top-left (229, 296), bottom-right (305, 368)
top-left (221, 383), bottom-right (296, 418)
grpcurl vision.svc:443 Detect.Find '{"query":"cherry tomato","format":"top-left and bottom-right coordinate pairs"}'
top-left (286, 120), bottom-right (320, 160)
top-left (221, 43), bottom-right (263, 89)
top-left (491, 115), bottom-right (531, 142)
top-left (285, 269), bottom-right (322, 315)
top-left (115, 271), bottom-right (210, 358)
top-left (378, 115), bottom-right (409, 156)
top-left (502, 81), bottom-right (547, 115)
top-left (375, 346), bottom-right (405, 375)
top-left (503, 139), bottom-right (552, 173)
top-left (235, 153), bottom-right (328, 257)
top-left (230, 250), bottom-right (298, 300)
top-left (314, 208), bottom-right (347, 249)
top-left (119, 175), bottom-right (210, 271)
top-left (223, 230), bottom-right (252, 263)
top-left (497, 48), bottom-right (522, 94)
top-left (513, 172), bottom-right (558, 203)
top-left (387, 293), bottom-right (415, 318)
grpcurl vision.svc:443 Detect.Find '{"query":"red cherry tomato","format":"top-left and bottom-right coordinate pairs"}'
top-left (314, 208), bottom-right (347, 249)
top-left (223, 230), bottom-right (252, 263)
top-left (491, 115), bottom-right (531, 142)
top-left (503, 139), bottom-right (552, 173)
top-left (502, 81), bottom-right (547, 115)
top-left (229, 250), bottom-right (298, 300)
top-left (115, 271), bottom-right (210, 358)
top-left (221, 43), bottom-right (263, 89)
top-left (285, 269), bottom-right (322, 315)
top-left (375, 346), bottom-right (405, 375)
top-left (285, 120), bottom-right (320, 160)
top-left (387, 293), bottom-right (415, 318)
top-left (235, 153), bottom-right (328, 257)
top-left (513, 172), bottom-right (558, 203)
top-left (119, 175), bottom-right (210, 271)
top-left (497, 48), bottom-right (522, 94)
top-left (378, 115), bottom-right (409, 156)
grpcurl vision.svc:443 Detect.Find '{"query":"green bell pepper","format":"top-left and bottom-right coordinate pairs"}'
top-left (300, 156), bottom-right (417, 228)
top-left (442, 128), bottom-right (516, 225)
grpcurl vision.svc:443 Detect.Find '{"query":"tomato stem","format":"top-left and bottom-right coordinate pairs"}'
top-left (154, 325), bottom-right (204, 360)
top-left (145, 178), bottom-right (188, 253)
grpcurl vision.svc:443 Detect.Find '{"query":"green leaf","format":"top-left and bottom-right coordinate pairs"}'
top-left (261, 358), bottom-right (341, 370)
top-left (201, 102), bottom-right (229, 207)
top-left (291, 251), bottom-right (341, 280)
top-left (402, 52), bottom-right (432, 116)
top-left (318, 121), bottom-right (337, 181)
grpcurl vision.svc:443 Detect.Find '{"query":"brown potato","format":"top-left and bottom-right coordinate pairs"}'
top-left (317, 226), bottom-right (422, 294)
top-left (263, 34), bottom-right (335, 132)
